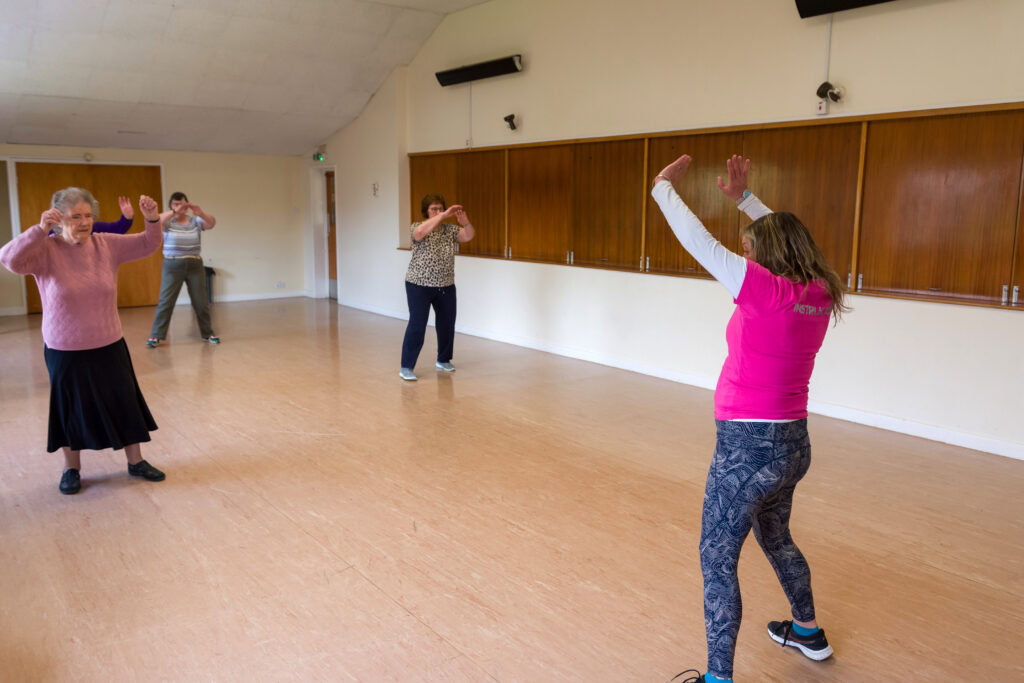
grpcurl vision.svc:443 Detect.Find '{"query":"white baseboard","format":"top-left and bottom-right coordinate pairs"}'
top-left (805, 401), bottom-right (1024, 461)
top-left (341, 300), bottom-right (1023, 462)
top-left (176, 290), bottom-right (312, 305)
top-left (0, 305), bottom-right (27, 317)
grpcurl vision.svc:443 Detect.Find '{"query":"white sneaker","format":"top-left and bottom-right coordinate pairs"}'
top-left (435, 362), bottom-right (455, 372)
top-left (399, 368), bottom-right (417, 381)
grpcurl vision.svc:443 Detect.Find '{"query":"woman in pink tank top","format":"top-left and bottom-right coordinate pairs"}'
top-left (652, 155), bottom-right (849, 683)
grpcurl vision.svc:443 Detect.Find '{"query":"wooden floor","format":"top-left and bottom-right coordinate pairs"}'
top-left (0, 298), bottom-right (1022, 682)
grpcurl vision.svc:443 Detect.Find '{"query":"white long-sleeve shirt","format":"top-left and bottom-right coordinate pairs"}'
top-left (650, 180), bottom-right (771, 298)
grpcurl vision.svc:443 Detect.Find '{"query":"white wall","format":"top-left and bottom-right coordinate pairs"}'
top-left (1, 144), bottom-right (308, 308)
top-left (316, 0), bottom-right (1024, 460)
top-left (315, 69), bottom-right (410, 307)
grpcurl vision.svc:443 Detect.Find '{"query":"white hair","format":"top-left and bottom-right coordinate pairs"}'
top-left (51, 187), bottom-right (99, 217)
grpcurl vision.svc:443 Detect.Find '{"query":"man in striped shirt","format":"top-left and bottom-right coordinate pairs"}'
top-left (147, 192), bottom-right (219, 347)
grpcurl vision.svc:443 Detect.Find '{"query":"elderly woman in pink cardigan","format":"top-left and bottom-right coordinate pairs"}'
top-left (0, 189), bottom-right (167, 495)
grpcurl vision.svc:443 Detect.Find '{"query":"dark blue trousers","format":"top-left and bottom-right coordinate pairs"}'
top-left (700, 419), bottom-right (816, 680)
top-left (401, 282), bottom-right (456, 369)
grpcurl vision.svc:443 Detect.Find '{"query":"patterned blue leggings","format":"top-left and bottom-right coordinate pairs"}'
top-left (700, 419), bottom-right (816, 680)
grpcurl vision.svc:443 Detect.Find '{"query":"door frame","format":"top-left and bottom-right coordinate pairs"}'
top-left (307, 164), bottom-right (336, 300)
top-left (3, 156), bottom-right (166, 314)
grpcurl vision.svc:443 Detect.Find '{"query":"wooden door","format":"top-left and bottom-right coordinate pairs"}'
top-left (326, 171), bottom-right (337, 286)
top-left (16, 162), bottom-right (164, 313)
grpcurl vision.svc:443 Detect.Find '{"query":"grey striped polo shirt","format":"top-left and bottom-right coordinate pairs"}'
top-left (163, 216), bottom-right (205, 258)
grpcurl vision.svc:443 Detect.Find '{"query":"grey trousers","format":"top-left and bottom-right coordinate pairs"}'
top-left (150, 257), bottom-right (214, 339)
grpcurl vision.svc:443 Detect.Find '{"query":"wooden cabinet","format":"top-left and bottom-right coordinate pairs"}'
top-left (508, 145), bottom-right (571, 264)
top-left (858, 111), bottom-right (1024, 303)
top-left (645, 132), bottom-right (743, 276)
top-left (742, 123), bottom-right (862, 285)
top-left (570, 139), bottom-right (644, 271)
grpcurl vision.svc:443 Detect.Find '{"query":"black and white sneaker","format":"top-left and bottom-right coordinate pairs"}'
top-left (767, 620), bottom-right (834, 661)
top-left (668, 670), bottom-right (704, 683)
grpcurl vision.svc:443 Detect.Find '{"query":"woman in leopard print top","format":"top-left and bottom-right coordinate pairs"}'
top-left (400, 194), bottom-right (475, 380)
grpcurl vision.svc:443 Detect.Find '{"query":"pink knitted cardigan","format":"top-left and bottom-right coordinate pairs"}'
top-left (0, 220), bottom-right (163, 351)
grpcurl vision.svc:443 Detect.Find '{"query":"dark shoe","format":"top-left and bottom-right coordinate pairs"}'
top-left (767, 620), bottom-right (834, 661)
top-left (128, 460), bottom-right (166, 482)
top-left (668, 670), bottom-right (704, 682)
top-left (59, 468), bottom-right (81, 495)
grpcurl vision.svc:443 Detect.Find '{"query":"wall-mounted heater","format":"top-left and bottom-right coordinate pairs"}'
top-left (435, 55), bottom-right (522, 86)
top-left (795, 0), bottom-right (898, 18)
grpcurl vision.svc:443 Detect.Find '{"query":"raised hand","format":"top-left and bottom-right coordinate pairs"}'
top-left (657, 155), bottom-right (692, 185)
top-left (117, 195), bottom-right (134, 219)
top-left (186, 202), bottom-right (201, 215)
top-left (716, 154), bottom-right (751, 201)
top-left (40, 208), bottom-right (63, 231)
top-left (139, 195), bottom-right (161, 222)
top-left (441, 204), bottom-right (464, 220)
top-left (455, 208), bottom-right (471, 226)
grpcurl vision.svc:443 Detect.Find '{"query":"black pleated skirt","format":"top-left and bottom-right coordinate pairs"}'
top-left (44, 338), bottom-right (158, 453)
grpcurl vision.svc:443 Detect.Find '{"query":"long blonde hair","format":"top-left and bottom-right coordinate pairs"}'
top-left (742, 212), bottom-right (850, 322)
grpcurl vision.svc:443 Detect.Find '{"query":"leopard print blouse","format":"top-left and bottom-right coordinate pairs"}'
top-left (405, 222), bottom-right (462, 287)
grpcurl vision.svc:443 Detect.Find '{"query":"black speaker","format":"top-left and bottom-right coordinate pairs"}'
top-left (435, 55), bottom-right (522, 87)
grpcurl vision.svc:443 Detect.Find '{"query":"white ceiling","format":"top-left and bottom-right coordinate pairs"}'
top-left (0, 0), bottom-right (490, 155)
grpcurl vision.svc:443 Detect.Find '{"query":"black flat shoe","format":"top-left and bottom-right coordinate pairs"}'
top-left (59, 468), bottom-right (81, 495)
top-left (127, 460), bottom-right (165, 482)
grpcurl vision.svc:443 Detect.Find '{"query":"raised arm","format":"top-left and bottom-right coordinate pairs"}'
top-left (454, 208), bottom-right (475, 243)
top-left (92, 196), bottom-right (136, 235)
top-left (188, 202), bottom-right (216, 230)
top-left (0, 208), bottom-right (61, 275)
top-left (651, 155), bottom-right (747, 298)
top-left (412, 204), bottom-right (463, 241)
top-left (106, 195), bottom-right (165, 264)
top-left (717, 154), bottom-right (772, 220)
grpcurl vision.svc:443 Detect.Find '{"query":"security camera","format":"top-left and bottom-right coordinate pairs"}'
top-left (503, 113), bottom-right (517, 130)
top-left (816, 81), bottom-right (842, 102)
